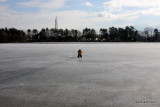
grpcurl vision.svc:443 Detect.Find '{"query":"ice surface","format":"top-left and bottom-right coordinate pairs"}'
top-left (0, 42), bottom-right (160, 107)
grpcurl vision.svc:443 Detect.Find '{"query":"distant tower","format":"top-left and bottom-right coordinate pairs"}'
top-left (55, 16), bottom-right (58, 29)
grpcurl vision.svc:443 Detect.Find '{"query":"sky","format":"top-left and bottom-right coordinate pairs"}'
top-left (0, 0), bottom-right (160, 31)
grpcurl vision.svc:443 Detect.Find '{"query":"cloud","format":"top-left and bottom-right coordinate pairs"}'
top-left (101, 0), bottom-right (160, 23)
top-left (119, 7), bottom-right (160, 18)
top-left (85, 2), bottom-right (92, 7)
top-left (96, 7), bottom-right (160, 22)
top-left (97, 11), bottom-right (116, 18)
top-left (97, 11), bottom-right (136, 20)
top-left (96, 6), bottom-right (160, 25)
top-left (140, 8), bottom-right (160, 16)
top-left (0, 5), bottom-right (22, 28)
top-left (18, 0), bottom-right (67, 9)
top-left (0, 0), bottom-right (6, 2)
top-left (0, 5), bottom-right (93, 30)
top-left (103, 0), bottom-right (160, 12)
top-left (103, 0), bottom-right (160, 14)
top-left (0, 5), bottom-right (147, 31)
top-left (1, 0), bottom-right (160, 31)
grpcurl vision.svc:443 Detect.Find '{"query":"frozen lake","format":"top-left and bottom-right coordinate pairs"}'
top-left (0, 42), bottom-right (160, 107)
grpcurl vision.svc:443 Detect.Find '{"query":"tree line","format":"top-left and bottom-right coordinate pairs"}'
top-left (0, 26), bottom-right (160, 43)
top-left (0, 28), bottom-right (26, 43)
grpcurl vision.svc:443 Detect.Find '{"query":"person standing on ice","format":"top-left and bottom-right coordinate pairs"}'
top-left (78, 49), bottom-right (82, 58)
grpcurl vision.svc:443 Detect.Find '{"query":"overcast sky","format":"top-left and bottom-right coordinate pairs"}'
top-left (0, 0), bottom-right (160, 31)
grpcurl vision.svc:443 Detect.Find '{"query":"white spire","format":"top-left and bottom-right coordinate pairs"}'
top-left (55, 16), bottom-right (58, 29)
